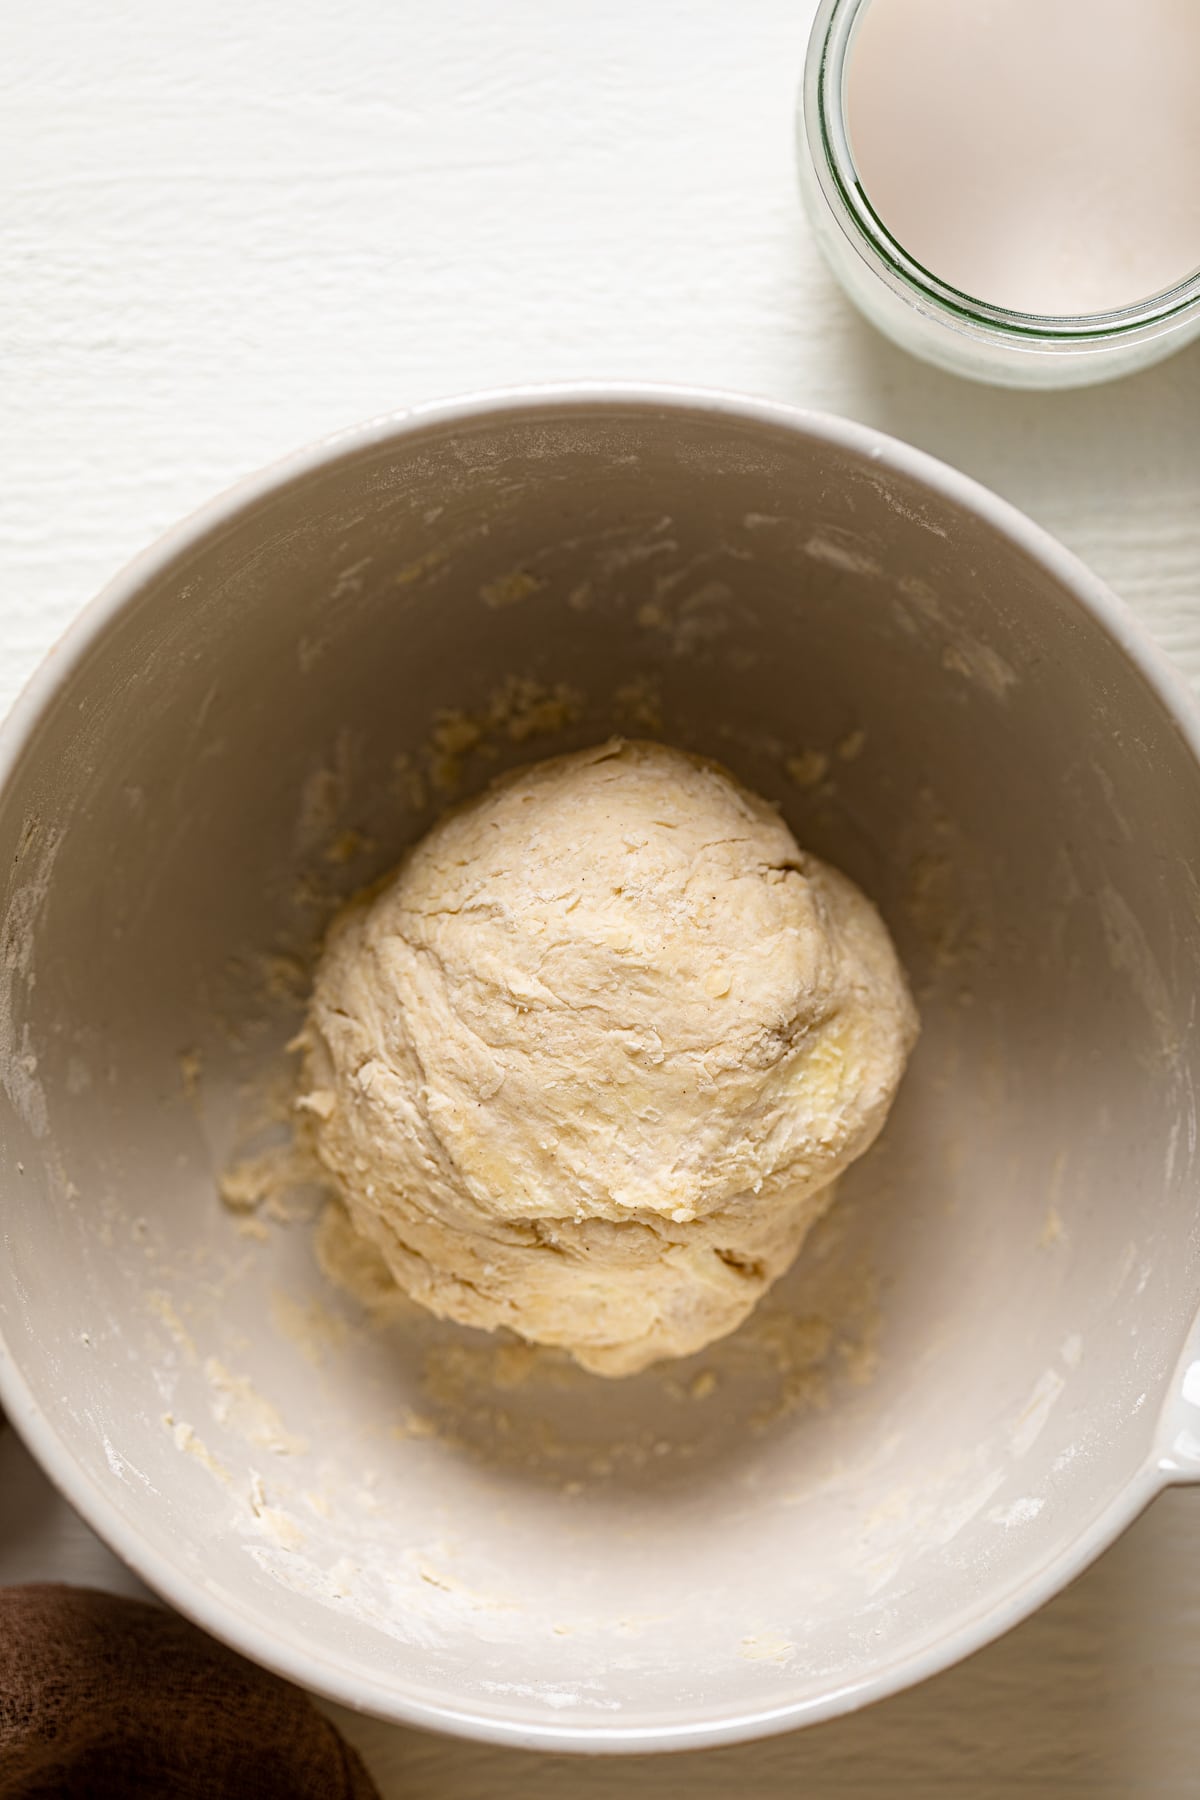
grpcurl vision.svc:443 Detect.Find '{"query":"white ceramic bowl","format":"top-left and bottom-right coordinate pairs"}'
top-left (1, 388), bottom-right (1198, 1753)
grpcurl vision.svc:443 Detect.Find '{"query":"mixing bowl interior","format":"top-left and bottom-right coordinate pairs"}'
top-left (2, 396), bottom-right (1199, 1744)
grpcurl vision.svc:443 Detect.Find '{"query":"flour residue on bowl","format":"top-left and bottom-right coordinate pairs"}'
top-left (0, 819), bottom-right (61, 1138)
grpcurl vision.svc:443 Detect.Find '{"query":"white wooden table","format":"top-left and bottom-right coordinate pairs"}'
top-left (5, 3), bottom-right (1200, 1793)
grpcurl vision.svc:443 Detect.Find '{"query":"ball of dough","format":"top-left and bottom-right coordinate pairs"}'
top-left (301, 740), bottom-right (917, 1376)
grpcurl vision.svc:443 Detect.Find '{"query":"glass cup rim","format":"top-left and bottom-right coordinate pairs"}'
top-left (805, 0), bottom-right (1200, 344)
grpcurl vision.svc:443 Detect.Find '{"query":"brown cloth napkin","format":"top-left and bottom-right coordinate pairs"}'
top-left (0, 1584), bottom-right (380, 1799)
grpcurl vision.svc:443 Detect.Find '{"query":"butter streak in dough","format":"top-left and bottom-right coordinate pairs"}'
top-left (300, 740), bottom-right (917, 1376)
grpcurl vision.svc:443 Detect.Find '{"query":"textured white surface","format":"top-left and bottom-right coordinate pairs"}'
top-left (3, 0), bottom-right (1200, 1792)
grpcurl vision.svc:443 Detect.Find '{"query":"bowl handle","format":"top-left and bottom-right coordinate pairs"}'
top-left (1157, 1312), bottom-right (1200, 1484)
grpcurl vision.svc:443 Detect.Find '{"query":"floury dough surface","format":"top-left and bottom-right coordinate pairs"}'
top-left (300, 740), bottom-right (918, 1375)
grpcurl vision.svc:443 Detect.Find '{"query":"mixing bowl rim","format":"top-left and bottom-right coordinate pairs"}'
top-left (0, 382), bottom-right (1196, 1752)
